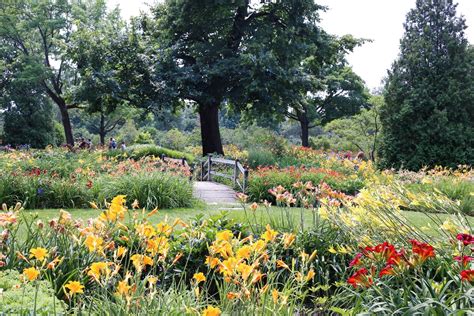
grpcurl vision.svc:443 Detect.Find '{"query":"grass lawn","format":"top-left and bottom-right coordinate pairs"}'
top-left (22, 203), bottom-right (473, 236)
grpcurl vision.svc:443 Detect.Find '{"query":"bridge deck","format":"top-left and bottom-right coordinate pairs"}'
top-left (193, 181), bottom-right (238, 204)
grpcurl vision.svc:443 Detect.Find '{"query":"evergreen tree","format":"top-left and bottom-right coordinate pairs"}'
top-left (380, 0), bottom-right (474, 170)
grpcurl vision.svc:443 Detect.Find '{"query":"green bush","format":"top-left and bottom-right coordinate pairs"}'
top-left (247, 149), bottom-right (278, 168)
top-left (93, 171), bottom-right (194, 209)
top-left (0, 270), bottom-right (66, 314)
top-left (107, 144), bottom-right (195, 163)
top-left (159, 128), bottom-right (189, 151)
top-left (134, 131), bottom-right (154, 144)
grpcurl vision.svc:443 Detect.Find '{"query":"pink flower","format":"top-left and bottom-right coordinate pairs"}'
top-left (456, 233), bottom-right (474, 246)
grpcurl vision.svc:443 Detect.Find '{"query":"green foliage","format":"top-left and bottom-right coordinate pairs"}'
top-left (0, 0), bottom-right (116, 145)
top-left (247, 149), bottom-right (279, 168)
top-left (113, 144), bottom-right (195, 163)
top-left (134, 131), bottom-right (154, 145)
top-left (0, 149), bottom-right (193, 209)
top-left (2, 98), bottom-right (56, 148)
top-left (309, 135), bottom-right (357, 152)
top-left (0, 52), bottom-right (56, 148)
top-left (0, 270), bottom-right (66, 314)
top-left (53, 122), bottom-right (66, 146)
top-left (379, 0), bottom-right (474, 170)
top-left (158, 128), bottom-right (189, 151)
top-left (93, 172), bottom-right (194, 210)
top-left (221, 125), bottom-right (288, 156)
top-left (323, 95), bottom-right (382, 161)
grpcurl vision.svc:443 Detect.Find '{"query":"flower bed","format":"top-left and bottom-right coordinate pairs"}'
top-left (0, 180), bottom-right (472, 314)
top-left (0, 149), bottom-right (193, 209)
top-left (247, 165), bottom-right (365, 203)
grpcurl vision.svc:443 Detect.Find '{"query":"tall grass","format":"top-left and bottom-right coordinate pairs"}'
top-left (92, 172), bottom-right (194, 209)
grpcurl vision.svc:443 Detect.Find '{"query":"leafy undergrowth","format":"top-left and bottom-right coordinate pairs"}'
top-left (0, 149), bottom-right (193, 209)
top-left (0, 178), bottom-right (472, 314)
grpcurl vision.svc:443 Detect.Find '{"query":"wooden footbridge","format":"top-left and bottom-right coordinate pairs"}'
top-left (162, 154), bottom-right (249, 204)
top-left (194, 156), bottom-right (249, 205)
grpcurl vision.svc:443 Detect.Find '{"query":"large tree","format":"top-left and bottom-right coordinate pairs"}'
top-left (287, 46), bottom-right (369, 147)
top-left (225, 3), bottom-right (368, 147)
top-left (0, 0), bottom-right (113, 145)
top-left (380, 0), bottom-right (474, 170)
top-left (142, 0), bottom-right (333, 155)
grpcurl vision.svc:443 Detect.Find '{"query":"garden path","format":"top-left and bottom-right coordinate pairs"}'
top-left (193, 181), bottom-right (238, 205)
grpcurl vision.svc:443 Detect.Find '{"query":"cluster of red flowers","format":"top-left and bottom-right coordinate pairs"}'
top-left (348, 234), bottom-right (474, 288)
top-left (27, 168), bottom-right (48, 177)
top-left (456, 233), bottom-right (474, 283)
top-left (347, 240), bottom-right (435, 288)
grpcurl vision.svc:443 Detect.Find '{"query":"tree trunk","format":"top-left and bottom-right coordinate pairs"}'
top-left (298, 112), bottom-right (310, 147)
top-left (199, 103), bottom-right (224, 156)
top-left (99, 112), bottom-right (106, 145)
top-left (59, 105), bottom-right (74, 146)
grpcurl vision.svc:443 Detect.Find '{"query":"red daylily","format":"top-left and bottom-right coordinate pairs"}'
top-left (349, 253), bottom-right (363, 267)
top-left (456, 233), bottom-right (474, 246)
top-left (347, 268), bottom-right (373, 288)
top-left (454, 255), bottom-right (473, 267)
top-left (379, 265), bottom-right (395, 277)
top-left (460, 270), bottom-right (474, 282)
top-left (410, 240), bottom-right (435, 261)
top-left (386, 250), bottom-right (405, 267)
top-left (364, 242), bottom-right (397, 261)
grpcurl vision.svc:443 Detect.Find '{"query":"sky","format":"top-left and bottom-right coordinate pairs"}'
top-left (108, 0), bottom-right (474, 90)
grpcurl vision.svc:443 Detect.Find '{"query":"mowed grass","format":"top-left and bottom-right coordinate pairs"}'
top-left (22, 203), bottom-right (473, 236)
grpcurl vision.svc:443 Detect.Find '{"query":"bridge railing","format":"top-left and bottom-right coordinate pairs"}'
top-left (200, 155), bottom-right (249, 192)
top-left (160, 154), bottom-right (194, 181)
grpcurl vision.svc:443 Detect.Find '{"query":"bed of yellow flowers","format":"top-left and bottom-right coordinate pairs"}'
top-left (0, 163), bottom-right (473, 314)
top-left (1, 195), bottom-right (328, 315)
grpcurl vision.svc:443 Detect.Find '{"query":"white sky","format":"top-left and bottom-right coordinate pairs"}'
top-left (108, 0), bottom-right (474, 90)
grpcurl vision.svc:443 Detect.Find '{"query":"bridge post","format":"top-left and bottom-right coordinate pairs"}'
top-left (200, 161), bottom-right (204, 181)
top-left (207, 155), bottom-right (212, 182)
top-left (243, 168), bottom-right (249, 193)
top-left (233, 159), bottom-right (239, 187)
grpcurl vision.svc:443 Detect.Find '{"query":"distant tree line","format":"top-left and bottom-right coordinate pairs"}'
top-left (0, 0), bottom-right (472, 169)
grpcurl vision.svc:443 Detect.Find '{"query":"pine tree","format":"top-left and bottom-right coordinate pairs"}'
top-left (380, 0), bottom-right (474, 170)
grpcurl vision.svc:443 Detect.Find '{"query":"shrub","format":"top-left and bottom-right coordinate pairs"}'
top-left (134, 131), bottom-right (154, 144)
top-left (112, 144), bottom-right (195, 163)
top-left (158, 128), bottom-right (189, 151)
top-left (247, 148), bottom-right (278, 168)
top-left (93, 172), bottom-right (194, 209)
